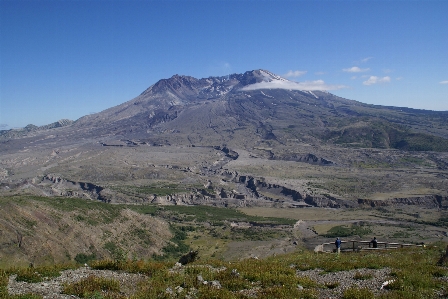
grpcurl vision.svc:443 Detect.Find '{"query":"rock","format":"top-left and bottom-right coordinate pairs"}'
top-left (174, 262), bottom-right (182, 268)
top-left (314, 244), bottom-right (324, 253)
top-left (380, 279), bottom-right (395, 290)
top-left (179, 250), bottom-right (199, 265)
top-left (211, 280), bottom-right (222, 289)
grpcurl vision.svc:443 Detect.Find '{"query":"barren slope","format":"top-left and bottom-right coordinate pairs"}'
top-left (0, 196), bottom-right (170, 267)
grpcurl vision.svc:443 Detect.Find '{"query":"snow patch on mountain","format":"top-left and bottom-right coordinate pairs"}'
top-left (241, 78), bottom-right (347, 92)
top-left (305, 91), bottom-right (319, 99)
top-left (260, 91), bottom-right (274, 98)
top-left (259, 70), bottom-right (288, 82)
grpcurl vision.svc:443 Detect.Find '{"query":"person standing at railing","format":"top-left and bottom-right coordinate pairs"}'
top-left (335, 237), bottom-right (342, 254)
top-left (371, 237), bottom-right (378, 248)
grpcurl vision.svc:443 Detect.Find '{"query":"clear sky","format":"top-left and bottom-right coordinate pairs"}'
top-left (1, 0), bottom-right (447, 129)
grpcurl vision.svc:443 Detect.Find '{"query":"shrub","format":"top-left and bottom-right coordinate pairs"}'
top-left (353, 271), bottom-right (373, 280)
top-left (74, 253), bottom-right (96, 264)
top-left (14, 268), bottom-right (42, 283)
top-left (90, 259), bottom-right (166, 276)
top-left (153, 224), bottom-right (191, 261)
top-left (325, 281), bottom-right (340, 289)
top-left (13, 264), bottom-right (73, 283)
top-left (342, 287), bottom-right (374, 299)
top-left (323, 224), bottom-right (372, 238)
top-left (260, 286), bottom-right (318, 299)
top-left (0, 269), bottom-right (9, 298)
top-left (104, 242), bottom-right (127, 261)
top-left (62, 275), bottom-right (122, 298)
top-left (9, 295), bottom-right (43, 299)
top-left (90, 260), bottom-right (121, 271)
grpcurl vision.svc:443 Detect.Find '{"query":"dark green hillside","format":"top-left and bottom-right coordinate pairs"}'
top-left (323, 119), bottom-right (448, 151)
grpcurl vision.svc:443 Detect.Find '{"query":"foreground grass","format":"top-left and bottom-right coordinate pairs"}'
top-left (2, 245), bottom-right (448, 298)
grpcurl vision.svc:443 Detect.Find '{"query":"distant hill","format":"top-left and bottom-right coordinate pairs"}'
top-left (0, 119), bottom-right (73, 139)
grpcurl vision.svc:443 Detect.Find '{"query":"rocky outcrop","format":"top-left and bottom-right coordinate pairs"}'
top-left (214, 146), bottom-right (239, 160)
top-left (36, 174), bottom-right (109, 202)
top-left (234, 174), bottom-right (356, 208)
top-left (305, 195), bottom-right (357, 208)
top-left (148, 190), bottom-right (261, 207)
top-left (272, 153), bottom-right (334, 165)
top-left (233, 172), bottom-right (447, 209)
top-left (358, 195), bottom-right (448, 208)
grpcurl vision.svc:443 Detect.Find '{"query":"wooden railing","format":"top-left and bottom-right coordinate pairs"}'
top-left (317, 240), bottom-right (422, 253)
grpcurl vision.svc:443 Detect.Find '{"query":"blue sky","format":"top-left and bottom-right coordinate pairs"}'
top-left (1, 0), bottom-right (447, 129)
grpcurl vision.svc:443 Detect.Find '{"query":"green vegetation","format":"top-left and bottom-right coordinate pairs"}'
top-left (104, 242), bottom-right (128, 262)
top-left (391, 132), bottom-right (448, 152)
top-left (353, 271), bottom-right (374, 280)
top-left (130, 204), bottom-right (296, 226)
top-left (153, 224), bottom-right (192, 261)
top-left (324, 119), bottom-right (448, 152)
top-left (399, 156), bottom-right (426, 165)
top-left (434, 216), bottom-right (448, 228)
top-left (111, 183), bottom-right (201, 198)
top-left (322, 224), bottom-right (372, 238)
top-left (90, 259), bottom-right (167, 275)
top-left (74, 253), bottom-right (97, 264)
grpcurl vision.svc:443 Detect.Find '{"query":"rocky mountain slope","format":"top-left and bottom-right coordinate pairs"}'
top-left (70, 70), bottom-right (448, 151)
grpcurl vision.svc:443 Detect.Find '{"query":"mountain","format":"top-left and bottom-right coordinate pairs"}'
top-left (14, 69), bottom-right (445, 152)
